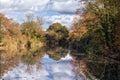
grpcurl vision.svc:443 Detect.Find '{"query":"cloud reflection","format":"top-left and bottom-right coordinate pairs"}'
top-left (2, 54), bottom-right (86, 80)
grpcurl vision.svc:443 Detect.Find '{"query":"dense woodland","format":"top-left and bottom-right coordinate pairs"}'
top-left (0, 0), bottom-right (120, 60)
top-left (71, 0), bottom-right (120, 59)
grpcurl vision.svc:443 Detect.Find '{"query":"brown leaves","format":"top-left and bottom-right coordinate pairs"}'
top-left (0, 13), bottom-right (20, 36)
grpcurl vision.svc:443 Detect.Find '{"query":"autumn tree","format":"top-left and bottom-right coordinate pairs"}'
top-left (0, 13), bottom-right (20, 37)
top-left (21, 14), bottom-right (45, 42)
top-left (0, 16), bottom-right (2, 42)
top-left (46, 23), bottom-right (69, 48)
top-left (20, 13), bottom-right (46, 50)
top-left (0, 13), bottom-right (28, 52)
top-left (0, 13), bottom-right (21, 46)
top-left (72, 0), bottom-right (120, 54)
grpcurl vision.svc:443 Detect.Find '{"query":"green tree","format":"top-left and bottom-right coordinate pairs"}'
top-left (46, 23), bottom-right (69, 48)
top-left (76, 0), bottom-right (120, 54)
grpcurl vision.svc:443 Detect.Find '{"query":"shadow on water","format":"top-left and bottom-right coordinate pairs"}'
top-left (71, 52), bottom-right (120, 80)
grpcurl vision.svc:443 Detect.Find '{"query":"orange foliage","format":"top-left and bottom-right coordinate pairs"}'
top-left (0, 13), bottom-right (20, 36)
top-left (70, 26), bottom-right (87, 40)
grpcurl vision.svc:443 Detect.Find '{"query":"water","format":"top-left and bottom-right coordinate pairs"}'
top-left (1, 54), bottom-right (88, 80)
top-left (0, 49), bottom-right (120, 80)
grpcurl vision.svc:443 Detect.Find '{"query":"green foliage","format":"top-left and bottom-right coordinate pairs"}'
top-left (72, 0), bottom-right (120, 54)
top-left (46, 23), bottom-right (69, 48)
top-left (21, 14), bottom-right (45, 42)
top-left (88, 0), bottom-right (120, 53)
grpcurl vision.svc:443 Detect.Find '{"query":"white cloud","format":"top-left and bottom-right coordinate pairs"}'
top-left (0, 0), bottom-right (14, 8)
top-left (46, 0), bottom-right (80, 14)
top-left (43, 15), bottom-right (75, 29)
top-left (0, 0), bottom-right (82, 29)
top-left (0, 0), bottom-right (80, 15)
top-left (0, 0), bottom-right (49, 23)
top-left (0, 0), bottom-right (49, 12)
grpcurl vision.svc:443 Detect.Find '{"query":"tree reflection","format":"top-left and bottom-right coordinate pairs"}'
top-left (0, 47), bottom-right (45, 79)
top-left (71, 54), bottom-right (120, 80)
top-left (47, 47), bottom-right (69, 60)
top-left (0, 51), bottom-right (19, 78)
top-left (21, 47), bottom-right (45, 65)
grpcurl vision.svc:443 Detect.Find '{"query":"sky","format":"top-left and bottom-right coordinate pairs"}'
top-left (0, 0), bottom-right (82, 29)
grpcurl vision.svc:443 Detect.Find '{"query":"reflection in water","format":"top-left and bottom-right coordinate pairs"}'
top-left (21, 50), bottom-right (44, 65)
top-left (2, 54), bottom-right (88, 80)
top-left (87, 62), bottom-right (120, 80)
top-left (47, 47), bottom-right (70, 60)
top-left (0, 51), bottom-right (20, 78)
top-left (0, 47), bottom-right (46, 79)
top-left (72, 54), bottom-right (120, 80)
top-left (104, 64), bottom-right (119, 80)
top-left (1, 48), bottom-right (119, 80)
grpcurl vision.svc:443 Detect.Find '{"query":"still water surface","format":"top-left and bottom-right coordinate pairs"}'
top-left (1, 53), bottom-right (89, 80)
top-left (0, 48), bottom-right (120, 80)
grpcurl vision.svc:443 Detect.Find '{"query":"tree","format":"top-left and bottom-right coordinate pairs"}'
top-left (70, 0), bottom-right (120, 54)
top-left (0, 13), bottom-right (20, 36)
top-left (21, 13), bottom-right (45, 41)
top-left (46, 23), bottom-right (69, 48)
top-left (74, 0), bottom-right (120, 54)
top-left (0, 16), bottom-right (2, 42)
top-left (21, 13), bottom-right (46, 50)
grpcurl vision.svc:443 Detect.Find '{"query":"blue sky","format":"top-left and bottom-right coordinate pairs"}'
top-left (0, 0), bottom-right (82, 29)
